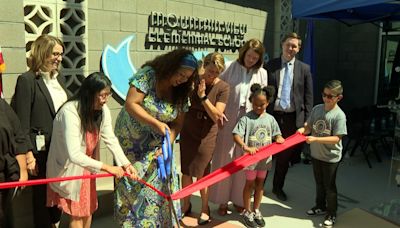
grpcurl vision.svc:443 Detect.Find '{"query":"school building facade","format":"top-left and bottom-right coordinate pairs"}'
top-left (1, 0), bottom-right (397, 226)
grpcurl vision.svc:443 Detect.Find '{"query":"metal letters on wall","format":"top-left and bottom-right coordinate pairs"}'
top-left (146, 12), bottom-right (247, 52)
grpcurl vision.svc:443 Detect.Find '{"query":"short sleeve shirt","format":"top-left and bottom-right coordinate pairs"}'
top-left (307, 104), bottom-right (347, 163)
top-left (233, 111), bottom-right (281, 170)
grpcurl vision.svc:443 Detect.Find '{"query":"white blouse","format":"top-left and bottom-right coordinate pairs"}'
top-left (41, 71), bottom-right (68, 112)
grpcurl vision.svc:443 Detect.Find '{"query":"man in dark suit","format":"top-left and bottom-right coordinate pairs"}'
top-left (265, 32), bottom-right (313, 201)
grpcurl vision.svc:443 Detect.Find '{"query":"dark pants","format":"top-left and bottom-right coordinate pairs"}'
top-left (272, 112), bottom-right (301, 191)
top-left (32, 185), bottom-right (62, 228)
top-left (0, 189), bottom-right (13, 228)
top-left (312, 158), bottom-right (339, 216)
top-left (32, 153), bottom-right (62, 228)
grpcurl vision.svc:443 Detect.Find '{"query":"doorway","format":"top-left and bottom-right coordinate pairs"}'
top-left (378, 31), bottom-right (400, 105)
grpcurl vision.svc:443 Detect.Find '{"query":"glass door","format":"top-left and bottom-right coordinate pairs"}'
top-left (378, 33), bottom-right (400, 105)
top-left (378, 23), bottom-right (400, 188)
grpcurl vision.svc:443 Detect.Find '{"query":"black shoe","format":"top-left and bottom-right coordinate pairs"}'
top-left (241, 210), bottom-right (258, 228)
top-left (272, 188), bottom-right (287, 201)
top-left (306, 206), bottom-right (327, 216)
top-left (254, 210), bottom-right (265, 227)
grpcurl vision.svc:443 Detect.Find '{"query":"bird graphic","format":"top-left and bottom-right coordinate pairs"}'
top-left (101, 35), bottom-right (136, 100)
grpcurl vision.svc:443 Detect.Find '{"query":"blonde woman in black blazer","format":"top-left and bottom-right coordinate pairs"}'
top-left (12, 34), bottom-right (70, 228)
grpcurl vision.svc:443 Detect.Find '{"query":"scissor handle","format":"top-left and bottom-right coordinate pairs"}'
top-left (157, 128), bottom-right (173, 182)
top-left (164, 129), bottom-right (172, 176)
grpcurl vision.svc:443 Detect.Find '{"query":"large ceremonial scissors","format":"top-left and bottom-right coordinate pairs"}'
top-left (157, 129), bottom-right (180, 227)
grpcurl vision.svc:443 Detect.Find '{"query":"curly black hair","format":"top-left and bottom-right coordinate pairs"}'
top-left (249, 83), bottom-right (275, 102)
top-left (142, 49), bottom-right (197, 109)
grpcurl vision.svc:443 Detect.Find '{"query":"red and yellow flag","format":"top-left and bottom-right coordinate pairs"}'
top-left (0, 46), bottom-right (5, 73)
top-left (0, 46), bottom-right (4, 98)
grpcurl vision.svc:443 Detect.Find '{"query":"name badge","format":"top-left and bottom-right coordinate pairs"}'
top-left (36, 134), bottom-right (46, 151)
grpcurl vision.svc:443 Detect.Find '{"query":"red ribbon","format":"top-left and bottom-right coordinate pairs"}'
top-left (0, 173), bottom-right (113, 189)
top-left (171, 132), bottom-right (305, 200)
top-left (0, 173), bottom-right (169, 199)
top-left (0, 133), bottom-right (305, 200)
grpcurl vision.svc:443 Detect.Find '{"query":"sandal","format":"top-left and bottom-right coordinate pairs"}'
top-left (217, 204), bottom-right (228, 216)
top-left (198, 206), bottom-right (211, 225)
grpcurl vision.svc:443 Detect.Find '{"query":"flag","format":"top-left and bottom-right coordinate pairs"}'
top-left (0, 46), bottom-right (4, 98)
top-left (0, 46), bottom-right (5, 73)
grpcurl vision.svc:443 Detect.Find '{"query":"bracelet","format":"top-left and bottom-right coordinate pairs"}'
top-left (200, 95), bottom-right (207, 101)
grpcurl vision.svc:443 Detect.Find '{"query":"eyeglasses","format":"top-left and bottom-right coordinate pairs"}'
top-left (98, 92), bottom-right (113, 99)
top-left (321, 92), bottom-right (338, 99)
top-left (52, 52), bottom-right (64, 58)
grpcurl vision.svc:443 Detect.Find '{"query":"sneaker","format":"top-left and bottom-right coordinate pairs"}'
top-left (306, 206), bottom-right (327, 216)
top-left (241, 210), bottom-right (258, 228)
top-left (254, 209), bottom-right (265, 227)
top-left (323, 215), bottom-right (336, 227)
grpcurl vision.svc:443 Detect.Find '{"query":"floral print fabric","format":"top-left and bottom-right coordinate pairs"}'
top-left (114, 66), bottom-right (186, 227)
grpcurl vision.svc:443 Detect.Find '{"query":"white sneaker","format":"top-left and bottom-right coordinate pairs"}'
top-left (254, 209), bottom-right (265, 227)
top-left (323, 215), bottom-right (336, 227)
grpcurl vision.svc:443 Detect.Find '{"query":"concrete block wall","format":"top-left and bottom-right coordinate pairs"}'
top-left (0, 0), bottom-right (268, 191)
top-left (88, 0), bottom-right (268, 77)
top-left (0, 0), bottom-right (27, 102)
top-left (87, 0), bottom-right (268, 172)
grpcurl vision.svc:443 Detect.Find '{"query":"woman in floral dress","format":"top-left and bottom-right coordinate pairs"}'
top-left (114, 49), bottom-right (198, 227)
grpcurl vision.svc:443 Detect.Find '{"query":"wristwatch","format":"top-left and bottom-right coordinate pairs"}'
top-left (200, 95), bottom-right (208, 101)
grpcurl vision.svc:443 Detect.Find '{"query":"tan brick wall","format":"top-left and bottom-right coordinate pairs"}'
top-left (0, 0), bottom-right (27, 101)
top-left (86, 0), bottom-right (268, 169)
top-left (87, 0), bottom-right (268, 86)
top-left (0, 0), bottom-right (268, 190)
top-left (86, 0), bottom-right (268, 99)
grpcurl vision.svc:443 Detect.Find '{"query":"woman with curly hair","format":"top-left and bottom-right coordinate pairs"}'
top-left (114, 49), bottom-right (198, 227)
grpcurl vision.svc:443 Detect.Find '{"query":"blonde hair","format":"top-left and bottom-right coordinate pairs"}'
top-left (28, 34), bottom-right (64, 73)
top-left (238, 38), bottom-right (265, 70)
top-left (200, 52), bottom-right (225, 75)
